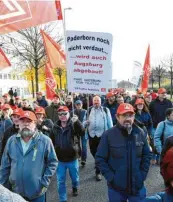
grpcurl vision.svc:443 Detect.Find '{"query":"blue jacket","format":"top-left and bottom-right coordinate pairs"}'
top-left (0, 131), bottom-right (58, 200)
top-left (37, 98), bottom-right (48, 108)
top-left (95, 123), bottom-right (152, 195)
top-left (0, 118), bottom-right (13, 151)
top-left (149, 98), bottom-right (172, 128)
top-left (154, 119), bottom-right (173, 154)
top-left (103, 102), bottom-right (119, 125)
top-left (135, 111), bottom-right (153, 135)
top-left (145, 192), bottom-right (173, 201)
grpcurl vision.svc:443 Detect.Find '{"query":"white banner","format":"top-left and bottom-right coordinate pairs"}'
top-left (66, 30), bottom-right (113, 94)
top-left (130, 61), bottom-right (143, 85)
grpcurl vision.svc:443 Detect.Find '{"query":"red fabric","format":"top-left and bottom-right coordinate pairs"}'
top-left (162, 148), bottom-right (173, 181)
top-left (151, 92), bottom-right (157, 100)
top-left (0, 1), bottom-right (59, 35)
top-left (117, 103), bottom-right (134, 115)
top-left (55, 0), bottom-right (63, 20)
top-left (141, 45), bottom-right (150, 94)
top-left (0, 48), bottom-right (11, 69)
top-left (45, 62), bottom-right (57, 100)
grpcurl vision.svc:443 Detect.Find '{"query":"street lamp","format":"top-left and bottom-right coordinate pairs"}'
top-left (63, 7), bottom-right (72, 93)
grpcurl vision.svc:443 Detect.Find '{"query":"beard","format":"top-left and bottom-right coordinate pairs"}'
top-left (122, 121), bottom-right (132, 134)
top-left (20, 128), bottom-right (33, 138)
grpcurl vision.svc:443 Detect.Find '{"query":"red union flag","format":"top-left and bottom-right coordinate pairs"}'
top-left (141, 45), bottom-right (150, 93)
top-left (0, 0), bottom-right (61, 35)
top-left (0, 48), bottom-right (11, 69)
top-left (45, 62), bottom-right (57, 100)
top-left (41, 29), bottom-right (66, 68)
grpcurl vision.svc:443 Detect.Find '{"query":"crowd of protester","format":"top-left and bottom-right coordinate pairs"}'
top-left (0, 87), bottom-right (173, 202)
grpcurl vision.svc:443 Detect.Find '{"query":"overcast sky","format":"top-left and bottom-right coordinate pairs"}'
top-left (61, 0), bottom-right (173, 81)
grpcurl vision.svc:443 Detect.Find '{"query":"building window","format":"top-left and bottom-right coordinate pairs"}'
top-left (4, 74), bottom-right (7, 79)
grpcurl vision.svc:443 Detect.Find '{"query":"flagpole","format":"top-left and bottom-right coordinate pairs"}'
top-left (63, 7), bottom-right (72, 94)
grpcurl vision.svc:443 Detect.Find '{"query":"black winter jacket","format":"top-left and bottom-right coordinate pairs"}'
top-left (37, 119), bottom-right (54, 137)
top-left (149, 98), bottom-right (172, 128)
top-left (50, 119), bottom-right (84, 162)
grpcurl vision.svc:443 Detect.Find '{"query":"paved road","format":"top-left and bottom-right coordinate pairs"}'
top-left (47, 149), bottom-right (164, 202)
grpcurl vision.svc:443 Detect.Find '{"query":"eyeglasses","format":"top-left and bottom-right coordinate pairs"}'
top-left (58, 112), bottom-right (68, 116)
top-left (121, 114), bottom-right (135, 119)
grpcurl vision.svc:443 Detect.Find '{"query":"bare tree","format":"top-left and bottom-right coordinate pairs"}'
top-left (161, 55), bottom-right (173, 98)
top-left (0, 21), bottom-right (62, 94)
top-left (54, 67), bottom-right (66, 89)
top-left (152, 65), bottom-right (166, 88)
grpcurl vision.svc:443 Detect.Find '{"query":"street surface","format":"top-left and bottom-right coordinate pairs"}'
top-left (47, 149), bottom-right (164, 202)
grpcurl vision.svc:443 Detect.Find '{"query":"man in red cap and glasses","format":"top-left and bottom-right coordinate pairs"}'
top-left (96, 103), bottom-right (152, 202)
top-left (50, 106), bottom-right (84, 202)
top-left (0, 111), bottom-right (58, 202)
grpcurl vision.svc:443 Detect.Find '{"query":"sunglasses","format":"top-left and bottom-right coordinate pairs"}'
top-left (58, 112), bottom-right (68, 116)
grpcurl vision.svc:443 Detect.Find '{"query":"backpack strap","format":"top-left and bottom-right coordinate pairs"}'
top-left (160, 121), bottom-right (166, 145)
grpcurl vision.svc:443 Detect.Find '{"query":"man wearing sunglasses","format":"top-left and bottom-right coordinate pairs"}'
top-left (96, 103), bottom-right (152, 202)
top-left (50, 106), bottom-right (84, 202)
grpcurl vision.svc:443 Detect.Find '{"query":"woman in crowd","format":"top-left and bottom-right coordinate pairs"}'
top-left (154, 108), bottom-right (173, 159)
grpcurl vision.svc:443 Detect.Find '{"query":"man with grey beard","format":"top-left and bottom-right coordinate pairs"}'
top-left (96, 103), bottom-right (152, 202)
top-left (0, 111), bottom-right (58, 202)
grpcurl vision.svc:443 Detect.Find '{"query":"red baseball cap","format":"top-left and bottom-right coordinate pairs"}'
top-left (135, 98), bottom-right (144, 105)
top-left (35, 107), bottom-right (46, 115)
top-left (117, 103), bottom-right (135, 115)
top-left (1, 104), bottom-right (11, 110)
top-left (19, 111), bottom-right (37, 121)
top-left (57, 106), bottom-right (69, 112)
top-left (158, 88), bottom-right (166, 94)
top-left (12, 108), bottom-right (23, 116)
top-left (106, 92), bottom-right (115, 99)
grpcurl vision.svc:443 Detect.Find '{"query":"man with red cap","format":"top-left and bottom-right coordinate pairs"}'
top-left (35, 107), bottom-right (54, 137)
top-left (96, 103), bottom-right (152, 202)
top-left (36, 92), bottom-right (48, 108)
top-left (149, 88), bottom-right (172, 164)
top-left (0, 108), bottom-right (23, 162)
top-left (103, 92), bottom-right (118, 125)
top-left (45, 94), bottom-right (65, 123)
top-left (0, 110), bottom-right (58, 202)
top-left (50, 106), bottom-right (84, 202)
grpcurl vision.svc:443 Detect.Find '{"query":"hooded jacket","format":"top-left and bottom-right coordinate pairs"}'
top-left (50, 119), bottom-right (84, 162)
top-left (96, 123), bottom-right (152, 195)
top-left (0, 131), bottom-right (58, 200)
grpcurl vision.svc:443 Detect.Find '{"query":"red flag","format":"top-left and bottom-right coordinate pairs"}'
top-left (0, 1), bottom-right (59, 35)
top-left (45, 62), bottom-right (57, 100)
top-left (0, 48), bottom-right (11, 69)
top-left (41, 29), bottom-right (66, 68)
top-left (55, 0), bottom-right (63, 20)
top-left (141, 45), bottom-right (150, 94)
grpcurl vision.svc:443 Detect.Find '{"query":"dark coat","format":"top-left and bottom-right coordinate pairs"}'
top-left (0, 125), bottom-right (19, 163)
top-left (37, 119), bottom-right (54, 137)
top-left (149, 98), bottom-right (172, 128)
top-left (37, 98), bottom-right (48, 108)
top-left (96, 123), bottom-right (152, 195)
top-left (45, 103), bottom-right (63, 123)
top-left (50, 119), bottom-right (84, 162)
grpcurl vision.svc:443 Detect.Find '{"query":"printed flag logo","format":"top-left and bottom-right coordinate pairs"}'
top-left (46, 78), bottom-right (56, 89)
top-left (124, 105), bottom-right (130, 110)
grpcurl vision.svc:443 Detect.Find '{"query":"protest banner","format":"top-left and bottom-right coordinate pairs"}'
top-left (66, 30), bottom-right (113, 94)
